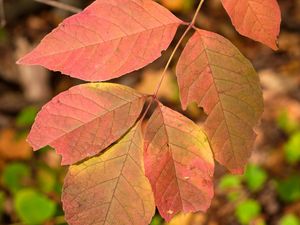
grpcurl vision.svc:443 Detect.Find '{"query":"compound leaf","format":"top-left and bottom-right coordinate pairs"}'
top-left (220, 0), bottom-right (281, 49)
top-left (144, 103), bottom-right (214, 221)
top-left (17, 0), bottom-right (182, 81)
top-left (62, 123), bottom-right (155, 225)
top-left (176, 29), bottom-right (263, 173)
top-left (28, 83), bottom-right (145, 165)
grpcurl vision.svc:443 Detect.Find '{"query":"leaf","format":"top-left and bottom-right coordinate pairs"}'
top-left (14, 189), bottom-right (57, 225)
top-left (28, 83), bottom-right (145, 165)
top-left (277, 175), bottom-right (300, 203)
top-left (1, 162), bottom-right (30, 194)
top-left (235, 199), bottom-right (261, 225)
top-left (277, 111), bottom-right (300, 135)
top-left (62, 124), bottom-right (155, 225)
top-left (16, 106), bottom-right (38, 127)
top-left (17, 0), bottom-right (182, 81)
top-left (280, 214), bottom-right (300, 225)
top-left (150, 215), bottom-right (164, 225)
top-left (176, 29), bottom-right (263, 173)
top-left (0, 129), bottom-right (32, 160)
top-left (218, 174), bottom-right (242, 191)
top-left (37, 167), bottom-right (57, 193)
top-left (244, 164), bottom-right (267, 192)
top-left (220, 0), bottom-right (281, 49)
top-left (284, 131), bottom-right (300, 165)
top-left (0, 191), bottom-right (4, 214)
top-left (144, 103), bottom-right (214, 221)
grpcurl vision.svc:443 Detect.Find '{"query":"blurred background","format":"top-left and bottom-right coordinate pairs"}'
top-left (0, 0), bottom-right (299, 224)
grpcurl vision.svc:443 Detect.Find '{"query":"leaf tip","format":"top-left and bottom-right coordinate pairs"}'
top-left (16, 54), bottom-right (32, 65)
top-left (16, 57), bottom-right (24, 65)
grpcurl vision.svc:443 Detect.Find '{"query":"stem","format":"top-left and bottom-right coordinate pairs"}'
top-left (34, 0), bottom-right (82, 13)
top-left (153, 0), bottom-right (204, 98)
top-left (141, 0), bottom-right (205, 119)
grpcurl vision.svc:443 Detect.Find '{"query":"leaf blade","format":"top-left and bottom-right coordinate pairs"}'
top-left (17, 0), bottom-right (182, 81)
top-left (62, 124), bottom-right (155, 225)
top-left (28, 83), bottom-right (145, 165)
top-left (176, 30), bottom-right (263, 173)
top-left (220, 0), bottom-right (281, 49)
top-left (144, 103), bottom-right (214, 221)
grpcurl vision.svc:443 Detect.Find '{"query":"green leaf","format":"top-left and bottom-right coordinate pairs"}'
top-left (235, 199), bottom-right (261, 225)
top-left (37, 168), bottom-right (57, 193)
top-left (277, 176), bottom-right (300, 202)
top-left (280, 214), bottom-right (300, 225)
top-left (219, 174), bottom-right (242, 190)
top-left (14, 189), bottom-right (56, 225)
top-left (16, 106), bottom-right (38, 127)
top-left (1, 163), bottom-right (30, 194)
top-left (244, 164), bottom-right (267, 192)
top-left (284, 132), bottom-right (300, 165)
top-left (277, 111), bottom-right (299, 134)
top-left (150, 214), bottom-right (163, 225)
top-left (0, 191), bottom-right (5, 214)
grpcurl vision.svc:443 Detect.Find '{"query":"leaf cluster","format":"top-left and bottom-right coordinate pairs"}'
top-left (17, 0), bottom-right (281, 224)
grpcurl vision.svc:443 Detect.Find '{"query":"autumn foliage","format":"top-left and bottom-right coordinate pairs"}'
top-left (17, 0), bottom-right (281, 224)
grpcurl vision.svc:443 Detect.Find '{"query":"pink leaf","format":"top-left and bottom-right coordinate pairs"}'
top-left (176, 29), bottom-right (263, 174)
top-left (62, 123), bottom-right (155, 225)
top-left (28, 83), bottom-right (145, 165)
top-left (17, 0), bottom-right (182, 81)
top-left (220, 0), bottom-right (281, 49)
top-left (144, 103), bottom-right (214, 221)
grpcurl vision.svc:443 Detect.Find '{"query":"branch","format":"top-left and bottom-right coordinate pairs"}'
top-left (141, 0), bottom-right (205, 120)
top-left (0, 0), bottom-right (6, 27)
top-left (34, 0), bottom-right (82, 14)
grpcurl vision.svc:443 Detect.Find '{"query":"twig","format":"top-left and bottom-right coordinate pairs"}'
top-left (141, 0), bottom-right (205, 119)
top-left (153, 0), bottom-right (204, 98)
top-left (34, 0), bottom-right (82, 13)
top-left (0, 0), bottom-right (6, 27)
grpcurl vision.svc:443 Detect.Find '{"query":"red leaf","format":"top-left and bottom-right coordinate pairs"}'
top-left (144, 103), bottom-right (214, 221)
top-left (176, 30), bottom-right (263, 174)
top-left (220, 0), bottom-right (281, 49)
top-left (62, 123), bottom-right (155, 225)
top-left (28, 83), bottom-right (145, 165)
top-left (17, 0), bottom-right (182, 81)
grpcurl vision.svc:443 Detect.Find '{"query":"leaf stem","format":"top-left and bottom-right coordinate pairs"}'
top-left (34, 0), bottom-right (82, 14)
top-left (153, 0), bottom-right (204, 98)
top-left (141, 0), bottom-right (205, 119)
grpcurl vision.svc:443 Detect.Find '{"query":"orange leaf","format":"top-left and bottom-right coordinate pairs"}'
top-left (62, 123), bottom-right (155, 225)
top-left (220, 0), bottom-right (281, 49)
top-left (0, 129), bottom-right (32, 160)
top-left (17, 0), bottom-right (182, 81)
top-left (176, 30), bottom-right (263, 173)
top-left (28, 83), bottom-right (145, 165)
top-left (144, 103), bottom-right (214, 221)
